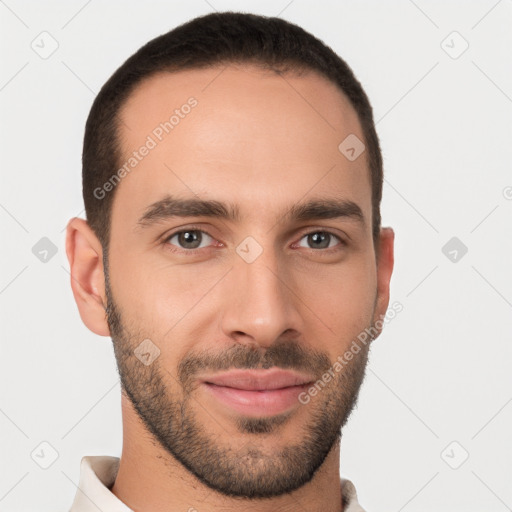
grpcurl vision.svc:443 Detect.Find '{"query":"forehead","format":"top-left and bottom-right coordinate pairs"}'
top-left (113, 64), bottom-right (371, 229)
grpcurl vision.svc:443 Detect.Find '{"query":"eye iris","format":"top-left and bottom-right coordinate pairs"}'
top-left (179, 230), bottom-right (202, 249)
top-left (309, 232), bottom-right (330, 249)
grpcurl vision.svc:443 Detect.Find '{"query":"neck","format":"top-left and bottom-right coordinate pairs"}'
top-left (111, 393), bottom-right (344, 512)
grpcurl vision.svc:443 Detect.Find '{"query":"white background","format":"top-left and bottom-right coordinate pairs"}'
top-left (1, 1), bottom-right (511, 511)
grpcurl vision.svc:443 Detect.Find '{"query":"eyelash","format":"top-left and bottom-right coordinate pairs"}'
top-left (161, 225), bottom-right (347, 255)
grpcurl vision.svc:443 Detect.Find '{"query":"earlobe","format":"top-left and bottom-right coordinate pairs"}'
top-left (65, 217), bottom-right (110, 337)
top-left (373, 227), bottom-right (395, 335)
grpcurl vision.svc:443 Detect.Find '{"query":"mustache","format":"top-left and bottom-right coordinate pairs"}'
top-left (177, 340), bottom-right (332, 393)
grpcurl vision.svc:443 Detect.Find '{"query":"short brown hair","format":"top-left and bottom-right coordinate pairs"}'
top-left (82, 11), bottom-right (383, 254)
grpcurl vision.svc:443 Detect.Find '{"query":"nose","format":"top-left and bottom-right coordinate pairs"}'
top-left (220, 245), bottom-right (303, 350)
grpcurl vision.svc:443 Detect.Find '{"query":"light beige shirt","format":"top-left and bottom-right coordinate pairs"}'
top-left (69, 455), bottom-right (367, 512)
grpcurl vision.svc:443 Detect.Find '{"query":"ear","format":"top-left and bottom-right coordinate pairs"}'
top-left (65, 217), bottom-right (110, 337)
top-left (373, 227), bottom-right (395, 335)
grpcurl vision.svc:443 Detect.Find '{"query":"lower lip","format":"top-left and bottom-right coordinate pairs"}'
top-left (201, 382), bottom-right (310, 417)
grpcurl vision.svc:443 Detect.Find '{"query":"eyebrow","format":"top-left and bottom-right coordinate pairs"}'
top-left (136, 194), bottom-right (365, 230)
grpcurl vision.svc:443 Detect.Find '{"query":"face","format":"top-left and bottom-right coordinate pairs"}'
top-left (100, 64), bottom-right (390, 498)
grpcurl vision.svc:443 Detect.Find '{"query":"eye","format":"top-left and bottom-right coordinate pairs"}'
top-left (296, 230), bottom-right (345, 251)
top-left (164, 228), bottom-right (216, 252)
top-left (162, 227), bottom-right (346, 255)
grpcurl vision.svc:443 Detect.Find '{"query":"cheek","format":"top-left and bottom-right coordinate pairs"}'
top-left (110, 252), bottom-right (220, 339)
top-left (296, 256), bottom-right (377, 350)
top-left (110, 243), bottom-right (377, 358)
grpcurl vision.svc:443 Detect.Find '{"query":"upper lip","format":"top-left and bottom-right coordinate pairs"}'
top-left (200, 368), bottom-right (315, 391)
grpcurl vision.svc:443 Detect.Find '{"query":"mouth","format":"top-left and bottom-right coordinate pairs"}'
top-left (199, 368), bottom-right (315, 417)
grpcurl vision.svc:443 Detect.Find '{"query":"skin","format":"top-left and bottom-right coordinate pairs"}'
top-left (66, 63), bottom-right (394, 512)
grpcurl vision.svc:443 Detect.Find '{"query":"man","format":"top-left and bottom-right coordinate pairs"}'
top-left (65, 11), bottom-right (394, 512)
